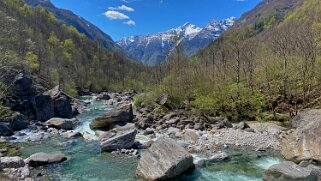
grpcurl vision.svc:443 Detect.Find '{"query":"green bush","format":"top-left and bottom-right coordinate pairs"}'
top-left (192, 84), bottom-right (266, 121)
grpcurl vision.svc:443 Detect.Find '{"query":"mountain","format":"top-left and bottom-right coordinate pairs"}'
top-left (0, 0), bottom-right (150, 95)
top-left (24, 0), bottom-right (120, 51)
top-left (118, 17), bottom-right (236, 65)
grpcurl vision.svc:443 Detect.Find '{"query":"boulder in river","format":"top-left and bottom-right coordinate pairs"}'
top-left (33, 86), bottom-right (73, 122)
top-left (45, 118), bottom-right (75, 130)
top-left (136, 137), bottom-right (194, 180)
top-left (263, 161), bottom-right (321, 181)
top-left (90, 104), bottom-right (134, 129)
top-left (45, 86), bottom-right (73, 119)
top-left (25, 152), bottom-right (67, 167)
top-left (281, 111), bottom-right (321, 162)
top-left (100, 129), bottom-right (137, 151)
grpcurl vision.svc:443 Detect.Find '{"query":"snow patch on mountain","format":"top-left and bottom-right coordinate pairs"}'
top-left (118, 17), bottom-right (236, 65)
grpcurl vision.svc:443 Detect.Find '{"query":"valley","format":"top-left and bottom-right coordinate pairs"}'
top-left (1, 0), bottom-right (321, 181)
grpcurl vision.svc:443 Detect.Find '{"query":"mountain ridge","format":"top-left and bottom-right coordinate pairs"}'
top-left (24, 0), bottom-right (121, 51)
top-left (118, 17), bottom-right (236, 65)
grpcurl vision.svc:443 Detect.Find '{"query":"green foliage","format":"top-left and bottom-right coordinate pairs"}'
top-left (192, 84), bottom-right (266, 121)
top-left (0, 0), bottom-right (152, 95)
top-left (0, 105), bottom-right (18, 120)
top-left (24, 51), bottom-right (39, 73)
top-left (133, 92), bottom-right (158, 109)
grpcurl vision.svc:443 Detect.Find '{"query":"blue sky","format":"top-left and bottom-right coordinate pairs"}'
top-left (51, 0), bottom-right (262, 41)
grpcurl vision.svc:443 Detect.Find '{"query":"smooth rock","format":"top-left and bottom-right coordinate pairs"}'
top-left (136, 137), bottom-right (194, 180)
top-left (90, 104), bottom-right (134, 129)
top-left (209, 152), bottom-right (229, 162)
top-left (100, 130), bottom-right (137, 151)
top-left (291, 109), bottom-right (321, 128)
top-left (45, 118), bottom-right (75, 130)
top-left (25, 152), bottom-right (67, 167)
top-left (281, 118), bottom-right (321, 162)
top-left (61, 131), bottom-right (83, 138)
top-left (95, 130), bottom-right (116, 140)
top-left (263, 161), bottom-right (321, 181)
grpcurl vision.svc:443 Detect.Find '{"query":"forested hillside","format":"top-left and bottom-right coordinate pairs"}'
top-left (0, 0), bottom-right (151, 97)
top-left (141, 0), bottom-right (321, 122)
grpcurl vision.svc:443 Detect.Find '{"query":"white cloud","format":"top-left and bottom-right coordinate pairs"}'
top-left (109, 5), bottom-right (135, 12)
top-left (124, 20), bottom-right (136, 26)
top-left (119, 5), bottom-right (135, 12)
top-left (104, 10), bottom-right (129, 20)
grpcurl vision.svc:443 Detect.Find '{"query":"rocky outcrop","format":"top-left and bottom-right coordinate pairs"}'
top-left (291, 109), bottom-right (321, 128)
top-left (281, 110), bottom-right (321, 163)
top-left (45, 118), bottom-right (76, 130)
top-left (25, 152), bottom-right (67, 167)
top-left (33, 86), bottom-right (73, 122)
top-left (136, 137), bottom-right (194, 180)
top-left (263, 161), bottom-right (321, 181)
top-left (100, 129), bottom-right (137, 151)
top-left (90, 104), bottom-right (134, 129)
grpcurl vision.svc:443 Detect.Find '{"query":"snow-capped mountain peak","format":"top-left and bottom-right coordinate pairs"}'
top-left (118, 17), bottom-right (236, 65)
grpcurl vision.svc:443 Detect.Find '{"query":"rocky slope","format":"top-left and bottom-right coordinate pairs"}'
top-left (24, 0), bottom-right (121, 51)
top-left (118, 17), bottom-right (235, 65)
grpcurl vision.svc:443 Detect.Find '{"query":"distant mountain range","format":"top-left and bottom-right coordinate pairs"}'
top-left (118, 17), bottom-right (236, 65)
top-left (24, 0), bottom-right (121, 51)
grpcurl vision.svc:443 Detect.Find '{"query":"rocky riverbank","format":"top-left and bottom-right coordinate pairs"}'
top-left (1, 80), bottom-right (321, 180)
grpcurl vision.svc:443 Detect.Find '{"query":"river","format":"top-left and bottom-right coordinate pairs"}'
top-left (16, 96), bottom-right (282, 181)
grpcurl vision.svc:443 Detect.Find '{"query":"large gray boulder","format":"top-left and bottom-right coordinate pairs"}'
top-left (25, 152), bottom-right (67, 167)
top-left (263, 161), bottom-right (321, 181)
top-left (100, 129), bottom-right (137, 151)
top-left (90, 104), bottom-right (134, 129)
top-left (33, 94), bottom-right (54, 122)
top-left (281, 111), bottom-right (321, 162)
top-left (0, 157), bottom-right (25, 168)
top-left (45, 86), bottom-right (73, 119)
top-left (136, 137), bottom-right (194, 180)
top-left (33, 86), bottom-right (73, 122)
top-left (45, 118), bottom-right (75, 130)
top-left (291, 109), bottom-right (321, 128)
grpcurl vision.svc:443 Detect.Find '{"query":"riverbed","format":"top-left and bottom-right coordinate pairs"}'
top-left (16, 96), bottom-right (283, 181)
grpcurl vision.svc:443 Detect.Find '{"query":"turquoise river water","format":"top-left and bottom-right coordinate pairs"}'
top-left (16, 96), bottom-right (283, 181)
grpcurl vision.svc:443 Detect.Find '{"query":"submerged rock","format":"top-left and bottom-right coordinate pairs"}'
top-left (263, 161), bottom-right (321, 181)
top-left (45, 118), bottom-right (75, 130)
top-left (100, 129), bottom-right (137, 151)
top-left (136, 137), bottom-right (194, 180)
top-left (90, 104), bottom-right (134, 129)
top-left (25, 152), bottom-right (67, 167)
top-left (208, 152), bottom-right (229, 162)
